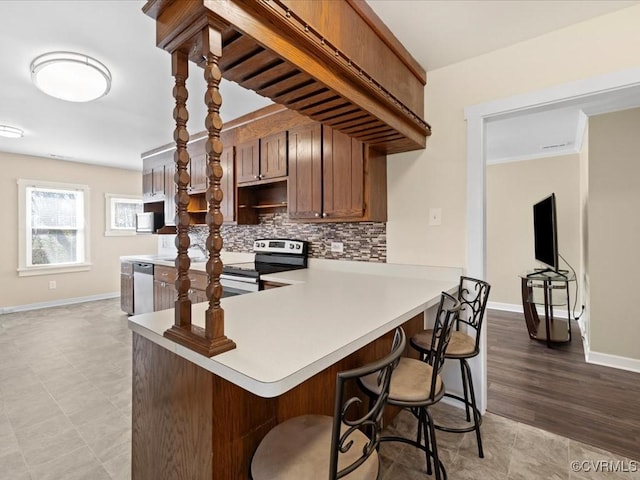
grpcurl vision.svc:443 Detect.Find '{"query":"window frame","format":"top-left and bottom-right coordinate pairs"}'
top-left (17, 179), bottom-right (92, 277)
top-left (104, 193), bottom-right (142, 236)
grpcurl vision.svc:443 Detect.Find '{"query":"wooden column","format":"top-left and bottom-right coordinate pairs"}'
top-left (163, 27), bottom-right (235, 357)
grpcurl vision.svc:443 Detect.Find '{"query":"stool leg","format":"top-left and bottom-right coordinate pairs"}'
top-left (419, 408), bottom-right (433, 475)
top-left (463, 359), bottom-right (484, 458)
top-left (425, 408), bottom-right (443, 480)
top-left (459, 359), bottom-right (471, 422)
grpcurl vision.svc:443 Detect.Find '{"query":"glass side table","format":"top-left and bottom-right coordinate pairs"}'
top-left (520, 270), bottom-right (576, 347)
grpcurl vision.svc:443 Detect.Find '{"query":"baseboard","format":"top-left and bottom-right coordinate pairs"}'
top-left (0, 292), bottom-right (120, 314)
top-left (487, 301), bottom-right (569, 319)
top-left (586, 350), bottom-right (640, 374)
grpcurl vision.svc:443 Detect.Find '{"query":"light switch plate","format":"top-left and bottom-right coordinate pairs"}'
top-left (429, 208), bottom-right (442, 226)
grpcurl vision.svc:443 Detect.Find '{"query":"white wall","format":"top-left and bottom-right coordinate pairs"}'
top-left (387, 4), bottom-right (640, 271)
top-left (0, 152), bottom-right (156, 310)
top-left (588, 107), bottom-right (640, 362)
top-left (486, 155), bottom-right (581, 306)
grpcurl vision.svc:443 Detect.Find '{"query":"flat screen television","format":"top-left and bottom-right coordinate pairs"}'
top-left (532, 193), bottom-right (559, 273)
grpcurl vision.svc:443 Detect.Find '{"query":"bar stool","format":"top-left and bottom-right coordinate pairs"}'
top-left (360, 292), bottom-right (461, 480)
top-left (250, 327), bottom-right (406, 480)
top-left (410, 276), bottom-right (491, 458)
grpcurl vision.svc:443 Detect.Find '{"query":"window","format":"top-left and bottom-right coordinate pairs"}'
top-left (105, 194), bottom-right (142, 236)
top-left (18, 179), bottom-right (91, 276)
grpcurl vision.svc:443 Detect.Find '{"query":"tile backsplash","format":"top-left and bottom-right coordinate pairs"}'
top-left (189, 212), bottom-right (386, 262)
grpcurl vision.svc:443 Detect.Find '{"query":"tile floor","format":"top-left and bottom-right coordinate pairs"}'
top-left (1, 299), bottom-right (638, 479)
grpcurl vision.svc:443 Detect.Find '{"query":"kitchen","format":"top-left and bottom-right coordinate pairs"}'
top-left (2, 1), bottom-right (640, 479)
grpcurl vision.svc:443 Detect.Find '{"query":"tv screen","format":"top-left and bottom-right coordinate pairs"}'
top-left (533, 193), bottom-right (558, 271)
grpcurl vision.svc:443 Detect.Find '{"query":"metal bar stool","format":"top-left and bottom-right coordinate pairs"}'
top-left (410, 276), bottom-right (491, 458)
top-left (250, 327), bottom-right (406, 480)
top-left (360, 292), bottom-right (461, 480)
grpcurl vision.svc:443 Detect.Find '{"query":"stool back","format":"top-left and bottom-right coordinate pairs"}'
top-left (457, 277), bottom-right (491, 354)
top-left (329, 327), bottom-right (406, 479)
top-left (426, 291), bottom-right (461, 399)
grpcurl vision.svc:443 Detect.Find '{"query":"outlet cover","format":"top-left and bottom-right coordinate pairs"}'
top-left (331, 242), bottom-right (344, 253)
top-left (48, 280), bottom-right (57, 290)
top-left (429, 208), bottom-right (442, 226)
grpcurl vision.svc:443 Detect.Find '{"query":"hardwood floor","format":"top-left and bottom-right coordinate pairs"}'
top-left (487, 309), bottom-right (640, 461)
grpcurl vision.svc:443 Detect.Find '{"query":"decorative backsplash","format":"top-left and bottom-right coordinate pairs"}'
top-left (189, 213), bottom-right (386, 262)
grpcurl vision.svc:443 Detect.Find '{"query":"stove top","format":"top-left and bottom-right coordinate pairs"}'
top-left (222, 262), bottom-right (306, 278)
top-left (221, 239), bottom-right (308, 280)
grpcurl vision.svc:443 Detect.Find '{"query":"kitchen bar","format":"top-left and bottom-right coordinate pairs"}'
top-left (128, 261), bottom-right (460, 478)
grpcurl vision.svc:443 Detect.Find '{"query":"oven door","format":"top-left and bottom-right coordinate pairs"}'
top-left (220, 274), bottom-right (259, 297)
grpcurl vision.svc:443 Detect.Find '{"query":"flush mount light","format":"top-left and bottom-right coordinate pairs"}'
top-left (30, 51), bottom-right (112, 102)
top-left (0, 125), bottom-right (24, 138)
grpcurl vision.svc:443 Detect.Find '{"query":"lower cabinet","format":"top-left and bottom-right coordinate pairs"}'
top-left (120, 261), bottom-right (134, 315)
top-left (188, 271), bottom-right (208, 305)
top-left (154, 266), bottom-right (177, 312)
top-left (152, 266), bottom-right (208, 311)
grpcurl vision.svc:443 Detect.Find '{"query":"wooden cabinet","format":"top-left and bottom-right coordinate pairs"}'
top-left (260, 132), bottom-right (288, 180)
top-left (262, 280), bottom-right (287, 290)
top-left (152, 266), bottom-right (208, 311)
top-left (288, 122), bottom-right (322, 220)
top-left (164, 161), bottom-right (176, 226)
top-left (237, 132), bottom-right (288, 185)
top-left (188, 270), bottom-right (208, 305)
top-left (153, 265), bottom-right (177, 312)
top-left (188, 138), bottom-right (208, 193)
top-left (120, 261), bottom-right (134, 315)
top-left (236, 139), bottom-right (260, 184)
top-left (143, 163), bottom-right (166, 202)
top-left (143, 134), bottom-right (236, 227)
top-left (289, 123), bottom-right (386, 222)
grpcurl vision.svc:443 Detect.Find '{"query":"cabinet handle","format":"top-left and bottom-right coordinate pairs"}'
top-left (259, 174), bottom-right (264, 179)
top-left (322, 213), bottom-right (328, 218)
top-left (161, 272), bottom-right (168, 277)
top-left (314, 212), bottom-right (320, 217)
top-left (254, 175), bottom-right (260, 179)
top-left (161, 282), bottom-right (166, 287)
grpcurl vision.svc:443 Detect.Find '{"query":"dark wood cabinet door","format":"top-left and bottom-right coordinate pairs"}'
top-left (121, 271), bottom-right (134, 315)
top-left (220, 146), bottom-right (235, 222)
top-left (154, 280), bottom-right (177, 312)
top-left (142, 169), bottom-right (153, 201)
top-left (152, 164), bottom-right (165, 199)
top-left (288, 123), bottom-right (323, 219)
top-left (323, 126), bottom-right (364, 220)
top-left (260, 131), bottom-right (287, 180)
top-left (164, 161), bottom-right (176, 226)
top-left (188, 138), bottom-right (208, 193)
top-left (236, 139), bottom-right (260, 184)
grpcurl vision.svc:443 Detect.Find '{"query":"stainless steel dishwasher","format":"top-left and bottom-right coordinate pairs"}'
top-left (133, 262), bottom-right (154, 314)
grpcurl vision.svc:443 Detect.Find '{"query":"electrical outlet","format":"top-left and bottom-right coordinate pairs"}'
top-left (48, 280), bottom-right (57, 290)
top-left (428, 207), bottom-right (442, 226)
top-left (331, 241), bottom-right (344, 253)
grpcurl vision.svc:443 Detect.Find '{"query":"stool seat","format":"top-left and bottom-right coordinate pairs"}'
top-left (251, 415), bottom-right (379, 480)
top-left (361, 357), bottom-right (442, 403)
top-left (412, 329), bottom-right (476, 357)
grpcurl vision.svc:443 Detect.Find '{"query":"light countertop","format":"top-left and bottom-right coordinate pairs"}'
top-left (128, 260), bottom-right (460, 398)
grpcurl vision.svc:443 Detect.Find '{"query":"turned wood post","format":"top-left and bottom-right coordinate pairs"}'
top-left (163, 26), bottom-right (235, 357)
top-left (171, 50), bottom-right (192, 327)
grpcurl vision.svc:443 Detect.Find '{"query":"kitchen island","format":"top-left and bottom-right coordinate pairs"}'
top-left (128, 262), bottom-right (460, 479)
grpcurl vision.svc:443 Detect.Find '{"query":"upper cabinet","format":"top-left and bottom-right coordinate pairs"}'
top-left (142, 104), bottom-right (387, 229)
top-left (142, 160), bottom-right (166, 202)
top-left (236, 131), bottom-right (287, 185)
top-left (289, 122), bottom-right (386, 222)
top-left (236, 140), bottom-right (260, 184)
top-left (260, 132), bottom-right (287, 180)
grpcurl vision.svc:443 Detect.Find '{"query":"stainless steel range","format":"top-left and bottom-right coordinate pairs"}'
top-left (220, 239), bottom-right (308, 297)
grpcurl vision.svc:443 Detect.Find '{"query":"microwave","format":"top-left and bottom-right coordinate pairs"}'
top-left (136, 212), bottom-right (164, 234)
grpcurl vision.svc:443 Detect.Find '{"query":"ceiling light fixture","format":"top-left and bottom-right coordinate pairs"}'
top-left (30, 51), bottom-right (112, 102)
top-left (0, 125), bottom-right (24, 138)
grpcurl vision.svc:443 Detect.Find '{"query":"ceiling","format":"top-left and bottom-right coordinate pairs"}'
top-left (0, 0), bottom-right (638, 170)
